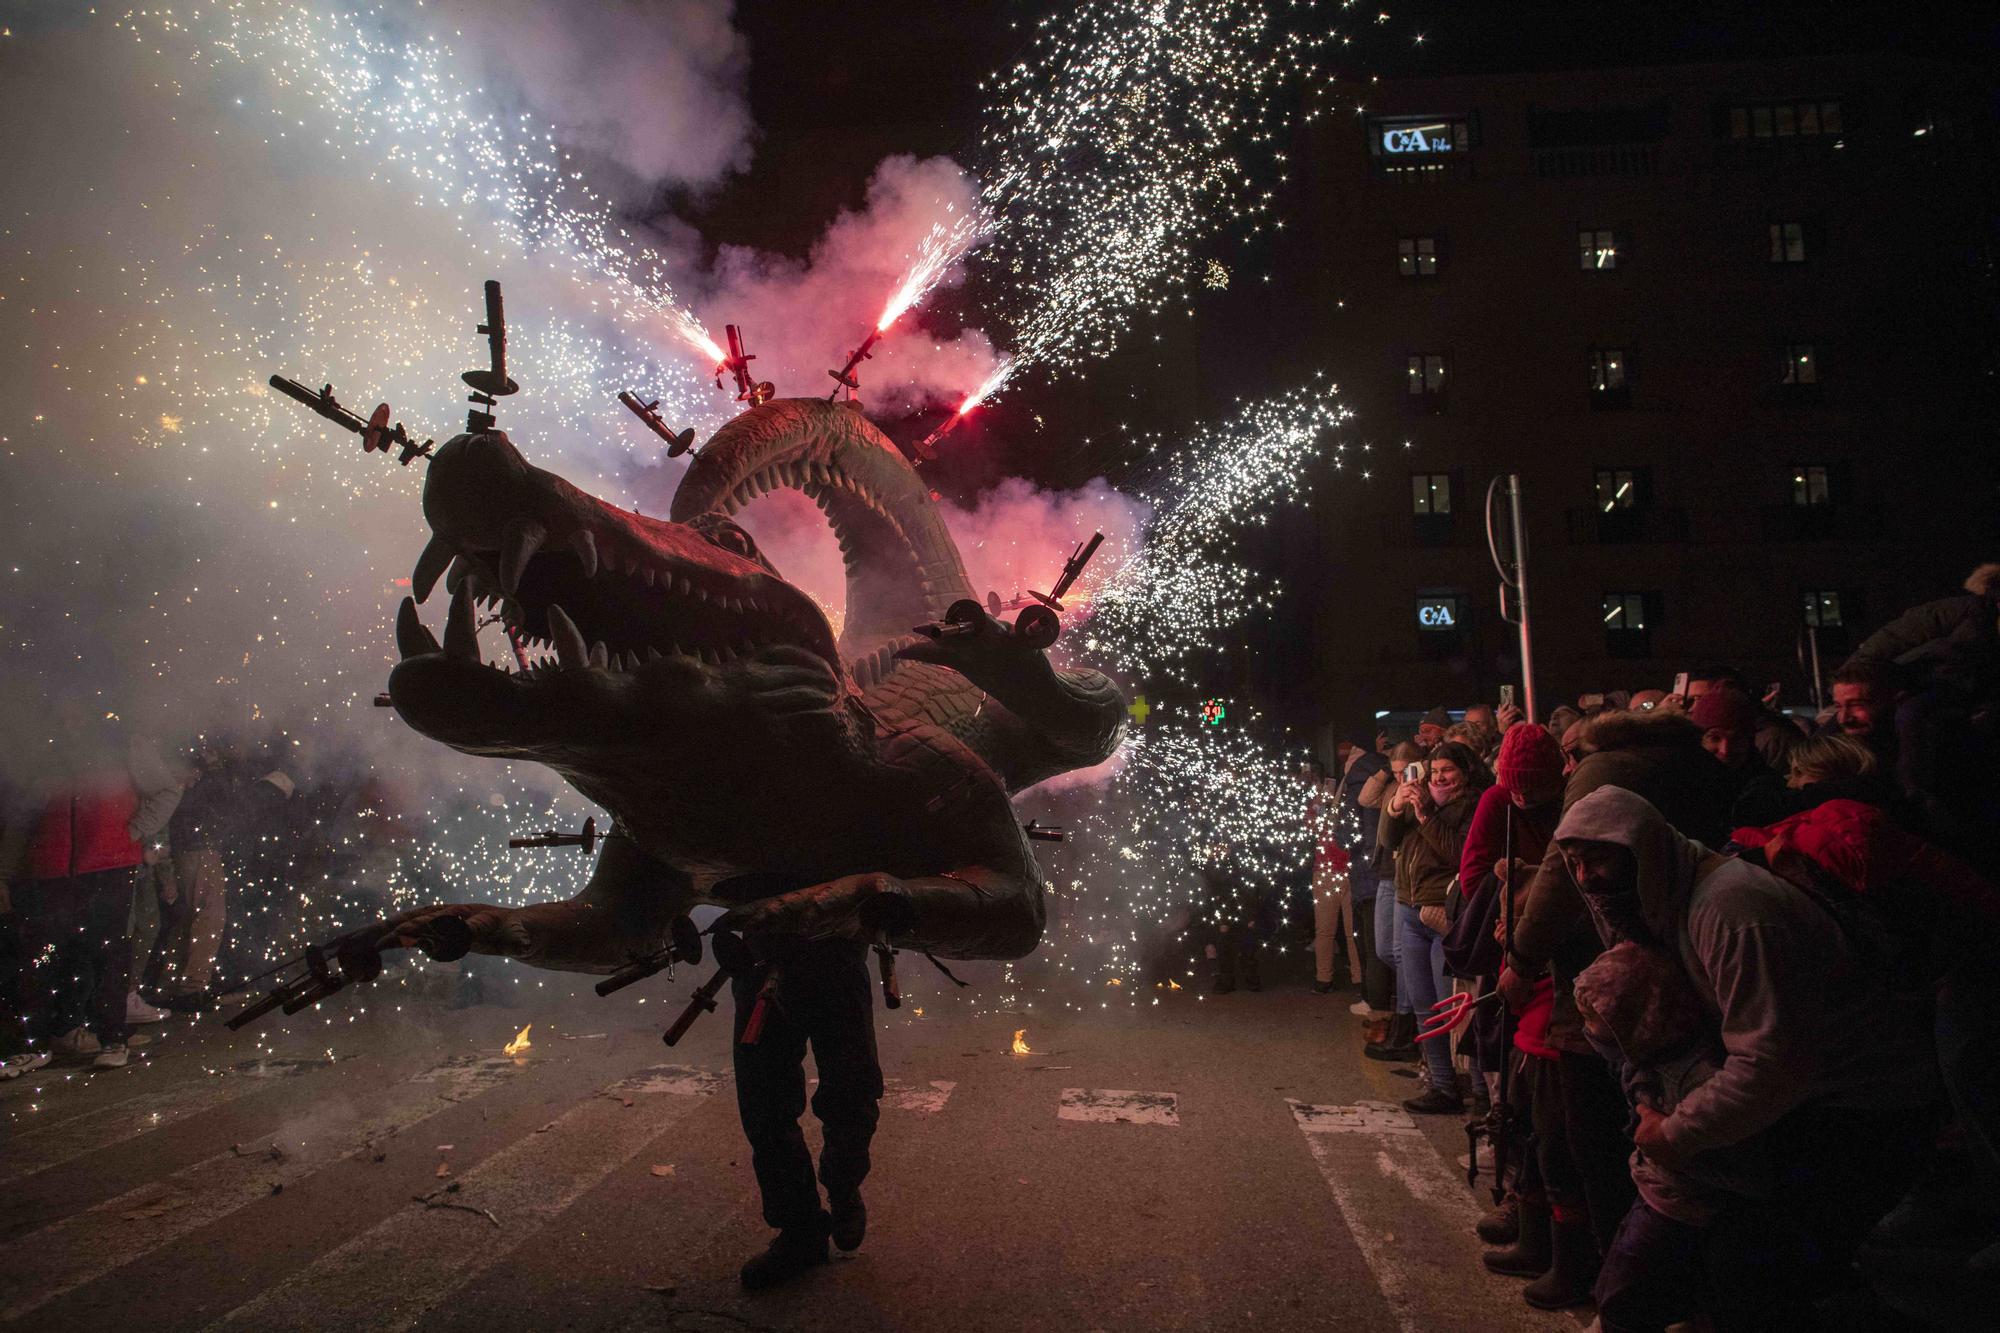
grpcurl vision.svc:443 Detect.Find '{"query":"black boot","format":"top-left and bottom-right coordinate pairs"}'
top-left (1522, 1215), bottom-right (1599, 1310)
top-left (1483, 1197), bottom-right (1551, 1278)
top-left (1401, 1086), bottom-right (1463, 1114)
top-left (1364, 1011), bottom-right (1418, 1062)
top-left (740, 1224), bottom-right (830, 1290)
top-left (829, 1190), bottom-right (867, 1252)
top-left (1476, 1192), bottom-right (1520, 1246)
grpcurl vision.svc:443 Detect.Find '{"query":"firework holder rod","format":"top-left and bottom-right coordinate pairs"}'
top-left (1485, 474), bottom-right (1538, 723)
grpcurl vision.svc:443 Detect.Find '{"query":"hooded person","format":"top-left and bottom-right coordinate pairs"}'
top-left (1497, 707), bottom-right (1729, 1262)
top-left (1552, 786), bottom-right (1938, 1324)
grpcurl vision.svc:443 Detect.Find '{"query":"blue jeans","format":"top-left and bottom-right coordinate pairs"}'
top-left (1396, 902), bottom-right (1453, 1091)
top-left (1374, 884), bottom-right (1405, 1013)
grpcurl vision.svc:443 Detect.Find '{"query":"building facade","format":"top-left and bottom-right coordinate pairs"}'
top-left (1286, 52), bottom-right (1996, 734)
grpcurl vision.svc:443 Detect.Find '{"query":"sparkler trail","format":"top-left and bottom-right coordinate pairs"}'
top-left (964, 0), bottom-right (1328, 406)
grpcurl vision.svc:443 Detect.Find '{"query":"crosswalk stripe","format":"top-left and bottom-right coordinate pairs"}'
top-left (882, 1078), bottom-right (955, 1113)
top-left (209, 1064), bottom-right (721, 1332)
top-left (1057, 1088), bottom-right (1179, 1126)
top-left (0, 1055), bottom-right (525, 1323)
top-left (0, 1058), bottom-right (330, 1187)
top-left (1289, 1100), bottom-right (1540, 1333)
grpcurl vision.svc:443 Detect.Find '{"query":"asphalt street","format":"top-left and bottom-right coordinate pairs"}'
top-left (0, 955), bottom-right (1582, 1333)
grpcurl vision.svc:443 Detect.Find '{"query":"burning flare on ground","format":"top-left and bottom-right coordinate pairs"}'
top-left (1011, 1028), bottom-right (1031, 1055)
top-left (504, 1024), bottom-right (533, 1058)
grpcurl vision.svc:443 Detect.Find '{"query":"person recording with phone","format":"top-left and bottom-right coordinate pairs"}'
top-left (1377, 740), bottom-right (1492, 1113)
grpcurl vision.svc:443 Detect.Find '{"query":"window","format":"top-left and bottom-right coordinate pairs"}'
top-left (1397, 236), bottom-right (1439, 277)
top-left (1769, 221), bottom-right (1807, 263)
top-left (1579, 228), bottom-right (1618, 270)
top-left (1411, 473), bottom-right (1452, 515)
top-left (1781, 343), bottom-right (1818, 385)
top-left (1416, 595), bottom-right (1464, 632)
top-left (1589, 348), bottom-right (1630, 408)
top-left (1603, 591), bottom-right (1656, 657)
top-left (1792, 464), bottom-right (1831, 507)
top-left (1596, 468), bottom-right (1641, 512)
top-left (1802, 590), bottom-right (1843, 628)
top-left (1730, 99), bottom-right (1843, 140)
top-left (1407, 353), bottom-right (1447, 408)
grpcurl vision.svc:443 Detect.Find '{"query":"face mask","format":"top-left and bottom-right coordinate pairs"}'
top-left (1575, 883), bottom-right (1656, 947)
top-left (1428, 777), bottom-right (1459, 805)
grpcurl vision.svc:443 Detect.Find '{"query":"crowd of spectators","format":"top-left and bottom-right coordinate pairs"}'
top-left (0, 707), bottom-right (425, 1078)
top-left (1299, 562), bottom-right (2000, 1329)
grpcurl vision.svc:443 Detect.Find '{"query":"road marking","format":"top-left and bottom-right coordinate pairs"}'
top-left (882, 1078), bottom-right (955, 1113)
top-left (1057, 1088), bottom-right (1179, 1126)
top-left (0, 1055), bottom-right (524, 1323)
top-left (210, 1064), bottom-right (720, 1332)
top-left (0, 1059), bottom-right (332, 1186)
top-left (1289, 1100), bottom-right (1540, 1333)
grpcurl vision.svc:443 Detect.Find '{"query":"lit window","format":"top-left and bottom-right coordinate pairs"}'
top-left (1590, 349), bottom-right (1627, 393)
top-left (1803, 590), bottom-right (1844, 627)
top-left (1407, 353), bottom-right (1447, 401)
top-left (1730, 99), bottom-right (1843, 140)
top-left (1781, 343), bottom-right (1817, 385)
top-left (1412, 473), bottom-right (1452, 515)
top-left (1596, 468), bottom-right (1638, 512)
top-left (1769, 222), bottom-right (1807, 263)
top-left (1603, 592), bottom-right (1648, 631)
top-left (1792, 465), bottom-right (1831, 507)
top-left (1579, 228), bottom-right (1618, 270)
top-left (1398, 236), bottom-right (1439, 277)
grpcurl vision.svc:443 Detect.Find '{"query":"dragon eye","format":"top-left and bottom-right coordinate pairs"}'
top-left (705, 522), bottom-right (756, 557)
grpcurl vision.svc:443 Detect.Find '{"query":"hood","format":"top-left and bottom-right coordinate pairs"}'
top-left (1576, 707), bottom-right (1704, 757)
top-left (1555, 785), bottom-right (1709, 943)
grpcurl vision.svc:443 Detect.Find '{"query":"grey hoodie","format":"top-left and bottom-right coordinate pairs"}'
top-left (1554, 786), bottom-right (1936, 1157)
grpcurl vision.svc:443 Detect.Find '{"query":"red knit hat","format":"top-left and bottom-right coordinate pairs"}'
top-left (1690, 687), bottom-right (1759, 735)
top-left (1495, 721), bottom-right (1564, 793)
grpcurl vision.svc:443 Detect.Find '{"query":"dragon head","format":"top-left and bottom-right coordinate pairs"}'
top-left (387, 423), bottom-right (845, 776)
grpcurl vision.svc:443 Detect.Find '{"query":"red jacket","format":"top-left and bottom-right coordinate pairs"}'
top-left (26, 777), bottom-right (142, 879)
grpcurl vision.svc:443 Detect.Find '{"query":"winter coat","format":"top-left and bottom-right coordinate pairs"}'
top-left (23, 775), bottom-right (142, 879)
top-left (1556, 787), bottom-right (1938, 1157)
top-left (1338, 750), bottom-right (1388, 866)
top-left (1845, 585), bottom-right (2000, 698)
top-left (1511, 710), bottom-right (1731, 1051)
top-left (1380, 786), bottom-right (1481, 908)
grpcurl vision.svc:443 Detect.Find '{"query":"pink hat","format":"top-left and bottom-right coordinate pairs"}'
top-left (1690, 688), bottom-right (1759, 735)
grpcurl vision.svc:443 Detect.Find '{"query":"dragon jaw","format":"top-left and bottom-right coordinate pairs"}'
top-left (388, 427), bottom-right (844, 767)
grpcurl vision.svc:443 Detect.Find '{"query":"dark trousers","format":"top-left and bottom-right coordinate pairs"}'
top-left (731, 937), bottom-right (883, 1234)
top-left (1560, 1050), bottom-right (1638, 1255)
top-left (1524, 1055), bottom-right (1585, 1210)
top-left (1595, 1200), bottom-right (1707, 1333)
top-left (1703, 1103), bottom-right (1934, 1331)
top-left (14, 870), bottom-right (134, 1047)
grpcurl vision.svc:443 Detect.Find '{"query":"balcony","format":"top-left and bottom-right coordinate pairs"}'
top-left (1565, 506), bottom-right (1691, 545)
top-left (1757, 503), bottom-right (1885, 542)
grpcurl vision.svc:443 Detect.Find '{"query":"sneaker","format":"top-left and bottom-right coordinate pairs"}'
top-left (92, 1044), bottom-right (130, 1070)
top-left (54, 1026), bottom-right (101, 1057)
top-left (1, 1050), bottom-right (53, 1080)
top-left (126, 992), bottom-right (170, 1024)
top-left (1348, 999), bottom-right (1375, 1016)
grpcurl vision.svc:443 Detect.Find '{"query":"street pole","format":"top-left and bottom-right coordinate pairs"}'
top-left (1485, 474), bottom-right (1539, 723)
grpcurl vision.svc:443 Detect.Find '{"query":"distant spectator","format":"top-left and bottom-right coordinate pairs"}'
top-left (1690, 689), bottom-right (1787, 827)
top-left (1416, 707), bottom-right (1452, 753)
top-left (1843, 562), bottom-right (2000, 702)
top-left (1304, 758), bottom-right (1360, 995)
top-left (1380, 740), bottom-right (1491, 1113)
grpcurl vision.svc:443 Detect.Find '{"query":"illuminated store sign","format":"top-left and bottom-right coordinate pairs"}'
top-left (1416, 597), bottom-right (1463, 631)
top-left (1370, 116), bottom-right (1474, 159)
